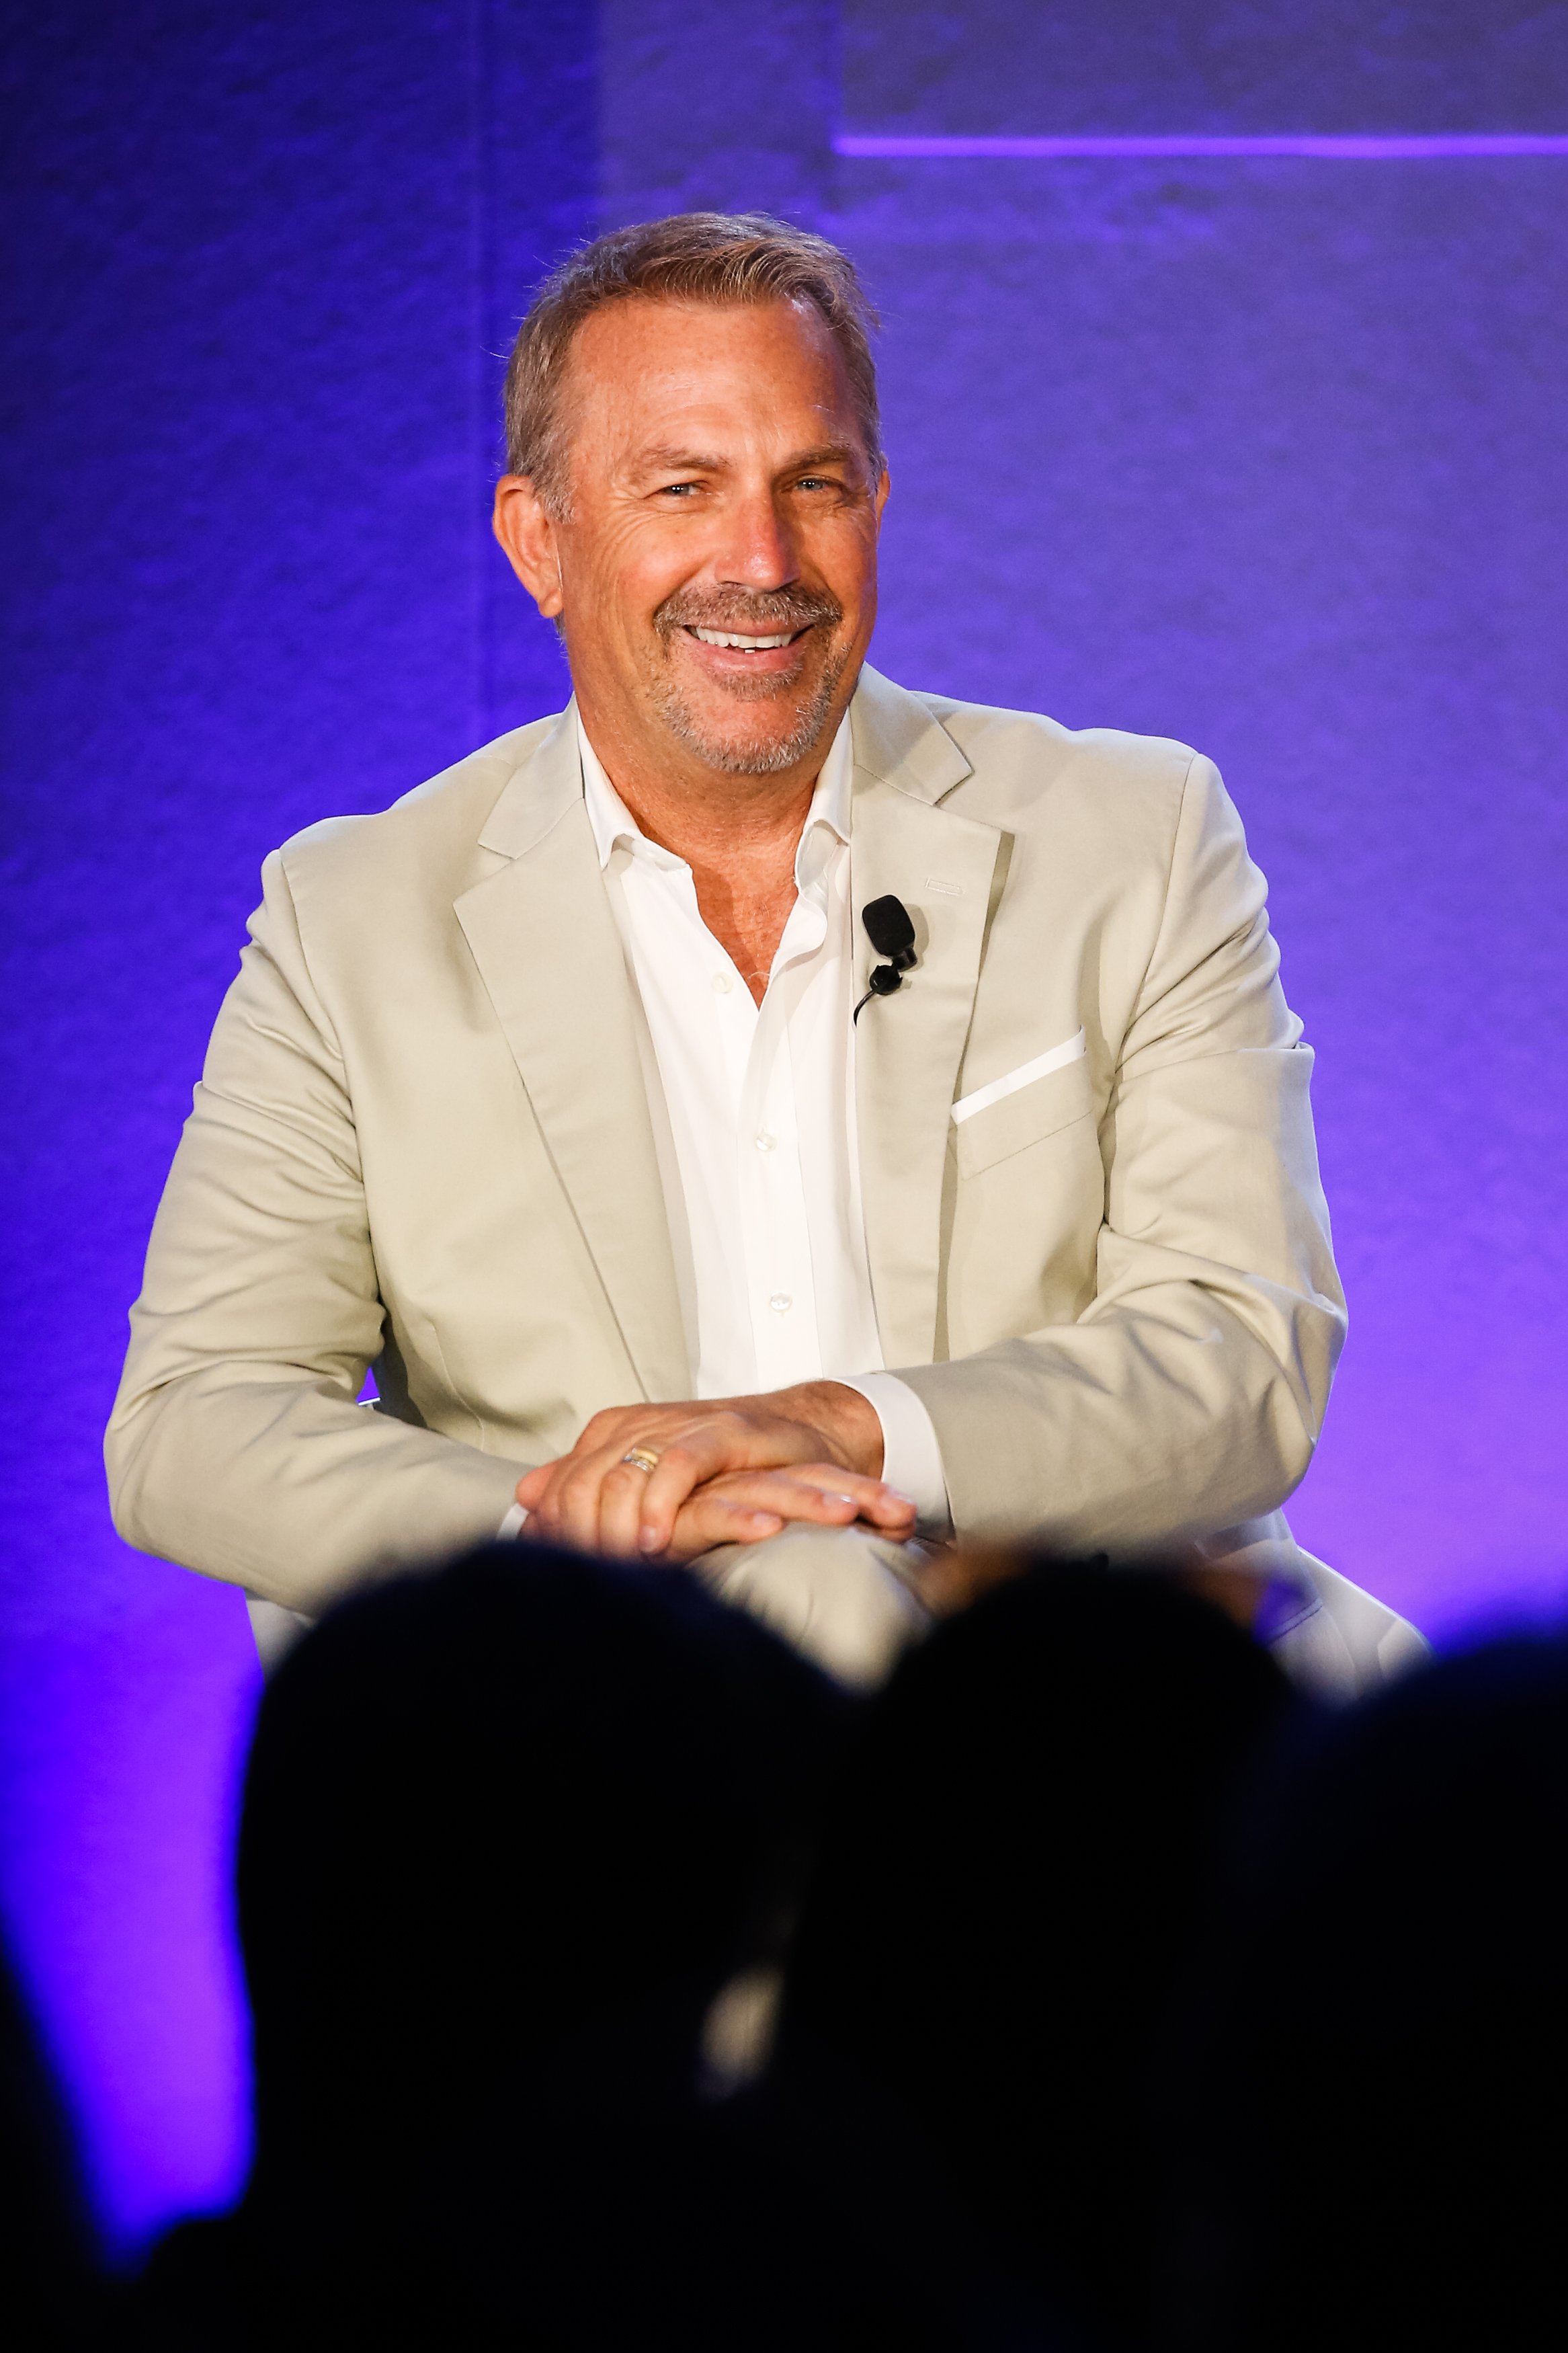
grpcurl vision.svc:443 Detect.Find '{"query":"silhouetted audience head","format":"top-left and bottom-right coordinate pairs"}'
top-left (780, 1562), bottom-right (1296, 2349)
top-left (241, 1544), bottom-right (847, 2179)
top-left (128, 1544), bottom-right (853, 2347)
top-left (0, 1944), bottom-right (100, 2351)
top-left (138, 1543), bottom-right (1059, 2348)
top-left (1155, 1632), bottom-right (1568, 2353)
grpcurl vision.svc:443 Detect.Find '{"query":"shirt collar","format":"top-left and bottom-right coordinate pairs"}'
top-left (577, 709), bottom-right (853, 884)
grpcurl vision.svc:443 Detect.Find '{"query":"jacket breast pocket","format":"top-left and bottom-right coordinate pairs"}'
top-left (952, 1053), bottom-right (1096, 1178)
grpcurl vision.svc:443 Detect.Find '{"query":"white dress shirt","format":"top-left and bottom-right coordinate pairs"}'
top-left (579, 713), bottom-right (950, 1527)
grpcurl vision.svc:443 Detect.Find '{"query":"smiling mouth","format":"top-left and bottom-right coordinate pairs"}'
top-left (685, 625), bottom-right (809, 651)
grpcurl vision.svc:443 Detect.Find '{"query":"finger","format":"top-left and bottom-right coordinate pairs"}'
top-left (596, 1454), bottom-right (667, 1558)
top-left (554, 1435), bottom-right (704, 1558)
top-left (515, 1459), bottom-right (568, 1509)
top-left (517, 1472), bottom-right (569, 1547)
top-left (694, 1472), bottom-right (864, 1528)
top-left (632, 1422), bottom-right (760, 1555)
top-left (778, 1463), bottom-right (914, 1509)
top-left (536, 1446), bottom-right (629, 1556)
top-left (520, 1418), bottom-right (671, 1546)
top-left (661, 1496), bottom-right (788, 1562)
top-left (858, 1484), bottom-right (919, 1533)
top-left (662, 1466), bottom-right (917, 1561)
top-left (515, 1465), bottom-right (565, 1538)
top-left (736, 1464), bottom-right (919, 1533)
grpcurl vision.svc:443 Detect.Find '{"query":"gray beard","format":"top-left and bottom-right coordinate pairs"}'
top-left (649, 584), bottom-right (848, 774)
top-left (647, 643), bottom-right (850, 775)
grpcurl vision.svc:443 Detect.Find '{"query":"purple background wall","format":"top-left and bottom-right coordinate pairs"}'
top-left (3, 0), bottom-right (1566, 2254)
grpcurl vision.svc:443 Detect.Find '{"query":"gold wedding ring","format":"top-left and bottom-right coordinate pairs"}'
top-left (620, 1445), bottom-right (661, 1475)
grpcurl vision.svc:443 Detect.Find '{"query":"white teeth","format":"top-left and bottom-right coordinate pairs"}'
top-left (692, 627), bottom-right (795, 649)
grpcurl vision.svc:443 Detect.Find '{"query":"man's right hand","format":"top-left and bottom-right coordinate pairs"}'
top-left (514, 1390), bottom-right (917, 1560)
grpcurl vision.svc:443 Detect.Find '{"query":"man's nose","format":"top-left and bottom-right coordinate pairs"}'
top-left (713, 489), bottom-right (798, 589)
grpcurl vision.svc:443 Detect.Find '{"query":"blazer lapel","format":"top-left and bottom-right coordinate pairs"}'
top-left (850, 669), bottom-right (1003, 1367)
top-left (454, 709), bottom-right (689, 1403)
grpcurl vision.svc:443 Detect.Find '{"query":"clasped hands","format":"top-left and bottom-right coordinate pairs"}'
top-left (513, 1380), bottom-right (918, 1561)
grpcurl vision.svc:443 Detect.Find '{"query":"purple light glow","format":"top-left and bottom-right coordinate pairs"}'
top-left (3, 0), bottom-right (597, 2260)
top-left (835, 132), bottom-right (1568, 159)
top-left (5, 0), bottom-right (1568, 2269)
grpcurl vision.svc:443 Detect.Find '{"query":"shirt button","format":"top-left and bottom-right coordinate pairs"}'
top-left (769, 1293), bottom-right (792, 1314)
top-left (754, 1131), bottom-right (776, 1153)
top-left (710, 971), bottom-right (733, 994)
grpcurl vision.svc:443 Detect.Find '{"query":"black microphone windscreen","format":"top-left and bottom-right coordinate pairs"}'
top-left (862, 894), bottom-right (915, 959)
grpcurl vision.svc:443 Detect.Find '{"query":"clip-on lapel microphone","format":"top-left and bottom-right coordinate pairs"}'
top-left (854, 894), bottom-right (918, 1023)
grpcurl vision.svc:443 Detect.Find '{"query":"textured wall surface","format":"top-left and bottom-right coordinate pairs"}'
top-left (0, 0), bottom-right (594, 2245)
top-left (3, 0), bottom-right (1565, 2250)
top-left (842, 0), bottom-right (1568, 135)
top-left (839, 1), bottom-right (1568, 1634)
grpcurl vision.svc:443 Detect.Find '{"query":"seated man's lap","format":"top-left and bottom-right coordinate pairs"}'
top-left (692, 1524), bottom-right (934, 1689)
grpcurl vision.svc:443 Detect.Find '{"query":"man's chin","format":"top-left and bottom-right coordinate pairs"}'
top-left (651, 663), bottom-right (848, 778)
top-left (688, 723), bottom-right (820, 775)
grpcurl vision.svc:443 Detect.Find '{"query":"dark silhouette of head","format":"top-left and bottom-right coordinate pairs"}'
top-left (1156, 1633), bottom-right (1568, 2353)
top-left (228, 1543), bottom-right (851, 2344)
top-left (781, 1562), bottom-right (1295, 2348)
top-left (243, 1545), bottom-right (842, 2168)
top-left (0, 1943), bottom-right (100, 2351)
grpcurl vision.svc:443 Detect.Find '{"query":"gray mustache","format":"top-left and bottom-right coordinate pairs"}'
top-left (654, 588), bottom-right (843, 637)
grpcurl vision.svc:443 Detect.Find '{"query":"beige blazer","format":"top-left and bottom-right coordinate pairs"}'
top-left (106, 666), bottom-right (1346, 1613)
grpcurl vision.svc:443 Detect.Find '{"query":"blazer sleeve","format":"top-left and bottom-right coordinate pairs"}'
top-left (896, 754), bottom-right (1348, 1548)
top-left (104, 849), bottom-right (526, 1611)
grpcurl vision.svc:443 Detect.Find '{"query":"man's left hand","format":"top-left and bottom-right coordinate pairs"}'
top-left (513, 1382), bottom-right (915, 1560)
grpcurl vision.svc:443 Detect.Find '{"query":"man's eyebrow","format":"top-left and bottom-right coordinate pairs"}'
top-left (787, 442), bottom-right (860, 470)
top-left (632, 442), bottom-right (864, 477)
top-left (636, 446), bottom-right (728, 475)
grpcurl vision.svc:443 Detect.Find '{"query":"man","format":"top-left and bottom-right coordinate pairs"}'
top-left (106, 212), bottom-right (1417, 1691)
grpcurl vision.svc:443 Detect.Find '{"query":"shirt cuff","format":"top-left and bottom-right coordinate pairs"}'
top-left (498, 1501), bottom-right (528, 1541)
top-left (835, 1373), bottom-right (952, 1536)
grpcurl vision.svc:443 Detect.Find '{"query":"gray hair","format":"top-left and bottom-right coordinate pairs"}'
top-left (503, 212), bottom-right (883, 514)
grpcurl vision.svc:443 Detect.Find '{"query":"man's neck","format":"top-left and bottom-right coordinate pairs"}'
top-left (578, 697), bottom-right (817, 859)
top-left (611, 758), bottom-right (817, 881)
top-left (578, 704), bottom-right (829, 1004)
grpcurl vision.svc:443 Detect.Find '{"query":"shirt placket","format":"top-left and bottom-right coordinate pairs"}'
top-left (684, 867), bottom-right (764, 1382)
top-left (741, 886), bottom-right (829, 1390)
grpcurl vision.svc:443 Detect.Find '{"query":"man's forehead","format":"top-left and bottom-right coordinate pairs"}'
top-left (569, 294), bottom-right (849, 408)
top-left (577, 288), bottom-right (828, 353)
top-left (556, 297), bottom-right (869, 487)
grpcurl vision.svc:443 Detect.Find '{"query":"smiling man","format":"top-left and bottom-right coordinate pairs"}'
top-left (107, 214), bottom-right (1419, 1690)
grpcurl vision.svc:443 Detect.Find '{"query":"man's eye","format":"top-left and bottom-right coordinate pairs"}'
top-left (658, 481), bottom-right (701, 497)
top-left (796, 476), bottom-right (834, 492)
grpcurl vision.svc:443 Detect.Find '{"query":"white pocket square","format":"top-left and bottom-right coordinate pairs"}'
top-left (951, 1028), bottom-right (1086, 1125)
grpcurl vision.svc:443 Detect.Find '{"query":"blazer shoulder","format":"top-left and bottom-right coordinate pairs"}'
top-left (911, 690), bottom-right (1227, 874)
top-left (272, 712), bottom-right (564, 898)
top-left (915, 688), bottom-right (1200, 811)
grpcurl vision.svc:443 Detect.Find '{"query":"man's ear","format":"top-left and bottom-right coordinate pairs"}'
top-left (493, 475), bottom-right (565, 619)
